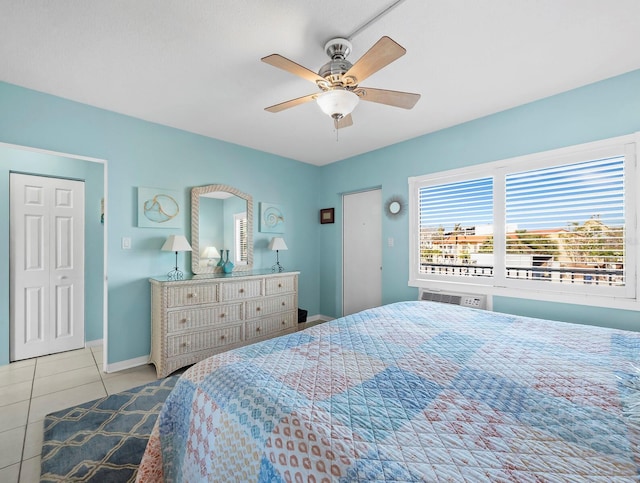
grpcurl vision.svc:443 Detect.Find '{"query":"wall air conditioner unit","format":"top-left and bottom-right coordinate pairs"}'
top-left (418, 288), bottom-right (487, 310)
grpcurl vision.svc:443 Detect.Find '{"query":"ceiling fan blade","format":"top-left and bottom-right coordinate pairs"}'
top-left (342, 36), bottom-right (406, 85)
top-left (262, 54), bottom-right (327, 85)
top-left (334, 114), bottom-right (354, 130)
top-left (264, 93), bottom-right (318, 113)
top-left (356, 87), bottom-right (420, 109)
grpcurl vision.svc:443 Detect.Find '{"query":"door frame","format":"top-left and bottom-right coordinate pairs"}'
top-left (342, 187), bottom-right (382, 316)
top-left (2, 142), bottom-right (108, 369)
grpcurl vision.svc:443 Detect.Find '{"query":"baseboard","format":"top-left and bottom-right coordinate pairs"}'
top-left (104, 355), bottom-right (150, 374)
top-left (85, 338), bottom-right (103, 348)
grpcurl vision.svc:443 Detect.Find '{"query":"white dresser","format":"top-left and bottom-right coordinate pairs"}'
top-left (149, 270), bottom-right (299, 378)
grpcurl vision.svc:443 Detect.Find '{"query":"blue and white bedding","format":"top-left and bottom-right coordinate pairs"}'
top-left (137, 301), bottom-right (640, 481)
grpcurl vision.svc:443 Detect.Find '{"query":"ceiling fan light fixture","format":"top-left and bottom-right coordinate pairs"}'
top-left (316, 89), bottom-right (359, 119)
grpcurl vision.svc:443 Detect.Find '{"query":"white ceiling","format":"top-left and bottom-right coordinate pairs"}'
top-left (2, 0), bottom-right (640, 166)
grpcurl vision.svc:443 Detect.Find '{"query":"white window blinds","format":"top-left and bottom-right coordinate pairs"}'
top-left (418, 177), bottom-right (494, 278)
top-left (505, 156), bottom-right (625, 286)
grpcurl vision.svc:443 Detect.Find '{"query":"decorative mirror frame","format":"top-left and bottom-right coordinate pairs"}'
top-left (384, 195), bottom-right (406, 219)
top-left (191, 184), bottom-right (253, 274)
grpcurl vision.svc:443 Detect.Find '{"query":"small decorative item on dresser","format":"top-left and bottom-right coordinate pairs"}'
top-left (268, 237), bottom-right (288, 272)
top-left (223, 249), bottom-right (234, 273)
top-left (320, 208), bottom-right (334, 224)
top-left (161, 235), bottom-right (192, 280)
top-left (216, 248), bottom-right (226, 267)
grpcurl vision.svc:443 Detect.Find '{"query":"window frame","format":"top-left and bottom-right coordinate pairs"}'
top-left (408, 133), bottom-right (639, 310)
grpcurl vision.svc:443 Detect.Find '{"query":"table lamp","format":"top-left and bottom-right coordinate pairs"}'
top-left (162, 235), bottom-right (192, 280)
top-left (268, 237), bottom-right (288, 272)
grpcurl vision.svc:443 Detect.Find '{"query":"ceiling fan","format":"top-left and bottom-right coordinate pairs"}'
top-left (262, 36), bottom-right (420, 129)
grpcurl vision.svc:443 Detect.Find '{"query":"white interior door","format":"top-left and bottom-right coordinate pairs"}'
top-left (343, 189), bottom-right (382, 316)
top-left (10, 173), bottom-right (85, 361)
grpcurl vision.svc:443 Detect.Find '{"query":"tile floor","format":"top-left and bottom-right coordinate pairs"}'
top-left (0, 346), bottom-right (160, 483)
top-left (0, 320), bottom-right (327, 482)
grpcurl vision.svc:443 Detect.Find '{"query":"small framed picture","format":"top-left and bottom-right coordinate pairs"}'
top-left (320, 208), bottom-right (334, 224)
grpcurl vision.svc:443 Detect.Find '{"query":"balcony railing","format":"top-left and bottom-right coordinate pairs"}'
top-left (419, 263), bottom-right (624, 286)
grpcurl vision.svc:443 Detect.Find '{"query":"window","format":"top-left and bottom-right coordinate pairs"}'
top-left (505, 156), bottom-right (625, 287)
top-left (234, 212), bottom-right (248, 265)
top-left (409, 134), bottom-right (638, 307)
top-left (418, 177), bottom-right (494, 279)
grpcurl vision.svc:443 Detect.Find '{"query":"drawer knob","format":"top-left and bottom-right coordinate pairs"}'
top-left (189, 293), bottom-right (198, 298)
top-left (181, 318), bottom-right (189, 324)
top-left (181, 342), bottom-right (190, 348)
top-left (256, 307), bottom-right (261, 312)
top-left (256, 327), bottom-right (261, 332)
top-left (220, 335), bottom-right (225, 340)
top-left (282, 302), bottom-right (286, 306)
top-left (281, 320), bottom-right (286, 325)
top-left (219, 313), bottom-right (225, 318)
top-left (278, 283), bottom-right (282, 288)
top-left (239, 288), bottom-right (244, 294)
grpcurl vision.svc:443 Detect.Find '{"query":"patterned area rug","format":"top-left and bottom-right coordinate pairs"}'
top-left (40, 376), bottom-right (178, 483)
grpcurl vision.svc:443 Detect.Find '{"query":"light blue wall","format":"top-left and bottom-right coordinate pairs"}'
top-left (0, 145), bottom-right (105, 365)
top-left (0, 81), bottom-right (321, 366)
top-left (318, 69), bottom-right (640, 331)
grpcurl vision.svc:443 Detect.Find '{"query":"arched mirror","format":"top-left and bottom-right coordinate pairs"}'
top-left (191, 184), bottom-right (253, 274)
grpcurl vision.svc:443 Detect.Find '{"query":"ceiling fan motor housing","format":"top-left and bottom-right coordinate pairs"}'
top-left (319, 38), bottom-right (355, 88)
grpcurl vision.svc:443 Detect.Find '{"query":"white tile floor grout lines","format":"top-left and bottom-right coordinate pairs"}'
top-left (0, 346), bottom-right (158, 483)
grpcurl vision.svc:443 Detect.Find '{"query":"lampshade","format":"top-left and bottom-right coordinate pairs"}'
top-left (203, 246), bottom-right (220, 259)
top-left (316, 89), bottom-right (359, 119)
top-left (161, 235), bottom-right (192, 252)
top-left (268, 237), bottom-right (288, 251)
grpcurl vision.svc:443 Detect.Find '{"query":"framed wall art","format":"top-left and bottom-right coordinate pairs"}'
top-left (320, 208), bottom-right (334, 224)
top-left (259, 202), bottom-right (285, 233)
top-left (138, 187), bottom-right (182, 228)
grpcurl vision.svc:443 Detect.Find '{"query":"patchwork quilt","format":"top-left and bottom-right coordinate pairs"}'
top-left (137, 301), bottom-right (640, 482)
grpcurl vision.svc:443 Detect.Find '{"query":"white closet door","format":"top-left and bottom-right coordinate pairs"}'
top-left (343, 189), bottom-right (382, 316)
top-left (10, 173), bottom-right (85, 361)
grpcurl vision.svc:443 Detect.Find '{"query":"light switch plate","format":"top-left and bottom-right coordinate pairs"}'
top-left (121, 237), bottom-right (131, 250)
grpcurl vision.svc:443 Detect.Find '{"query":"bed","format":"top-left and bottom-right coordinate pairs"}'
top-left (137, 301), bottom-right (640, 481)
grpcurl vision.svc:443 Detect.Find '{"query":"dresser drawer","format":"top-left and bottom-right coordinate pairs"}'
top-left (245, 294), bottom-right (296, 319)
top-left (265, 275), bottom-right (296, 295)
top-left (167, 325), bottom-right (242, 357)
top-left (220, 279), bottom-right (263, 301)
top-left (167, 303), bottom-right (243, 333)
top-left (245, 311), bottom-right (297, 341)
top-left (166, 284), bottom-right (218, 308)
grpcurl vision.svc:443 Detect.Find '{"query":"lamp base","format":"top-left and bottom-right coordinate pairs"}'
top-left (167, 267), bottom-right (184, 280)
top-left (271, 262), bottom-right (284, 273)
